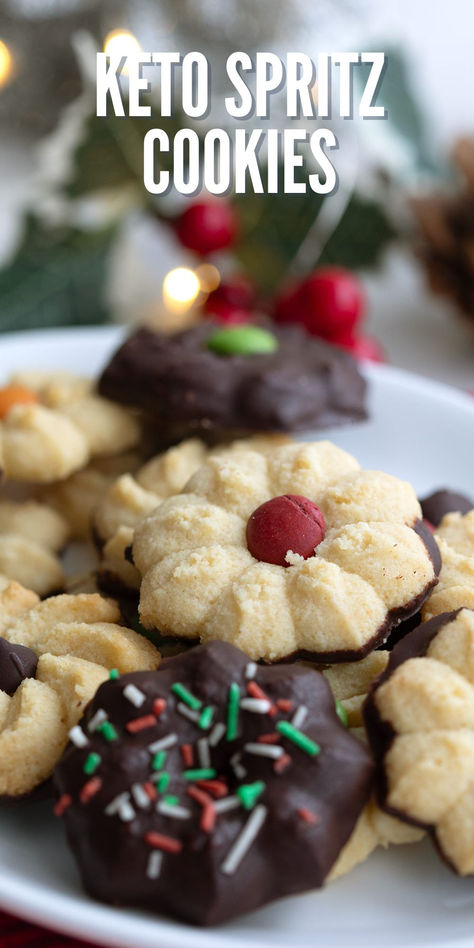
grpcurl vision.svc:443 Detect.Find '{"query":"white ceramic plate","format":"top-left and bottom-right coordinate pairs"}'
top-left (0, 326), bottom-right (473, 948)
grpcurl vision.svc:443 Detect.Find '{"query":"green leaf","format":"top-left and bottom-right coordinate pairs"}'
top-left (0, 215), bottom-right (116, 333)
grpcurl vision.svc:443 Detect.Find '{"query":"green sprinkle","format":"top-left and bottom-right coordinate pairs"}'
top-left (163, 794), bottom-right (179, 806)
top-left (108, 668), bottom-right (119, 680)
top-left (226, 682), bottom-right (240, 741)
top-left (152, 751), bottom-right (167, 771)
top-left (83, 752), bottom-right (101, 775)
top-left (171, 682), bottom-right (202, 711)
top-left (198, 705), bottom-right (214, 730)
top-left (96, 721), bottom-right (118, 742)
top-left (155, 772), bottom-right (170, 794)
top-left (276, 721), bottom-right (321, 757)
top-left (336, 701), bottom-right (348, 728)
top-left (237, 781), bottom-right (265, 810)
top-left (207, 325), bottom-right (278, 357)
top-left (183, 768), bottom-right (217, 781)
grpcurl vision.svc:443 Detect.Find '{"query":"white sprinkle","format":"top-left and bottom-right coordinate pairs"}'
top-left (291, 705), bottom-right (308, 729)
top-left (214, 795), bottom-right (240, 814)
top-left (118, 800), bottom-right (136, 822)
top-left (105, 792), bottom-right (135, 822)
top-left (176, 702), bottom-right (200, 723)
top-left (221, 805), bottom-right (267, 876)
top-left (123, 683), bottom-right (146, 708)
top-left (147, 850), bottom-right (163, 880)
top-left (244, 743), bottom-right (284, 759)
top-left (231, 752), bottom-right (247, 780)
top-left (245, 661), bottom-right (257, 679)
top-left (209, 722), bottom-right (226, 747)
top-left (148, 733), bottom-right (178, 754)
top-left (198, 738), bottom-right (211, 769)
top-left (131, 783), bottom-right (151, 809)
top-left (68, 725), bottom-right (88, 748)
top-left (240, 698), bottom-right (271, 714)
top-left (105, 792), bottom-right (129, 815)
top-left (88, 709), bottom-right (107, 733)
top-left (157, 801), bottom-right (191, 820)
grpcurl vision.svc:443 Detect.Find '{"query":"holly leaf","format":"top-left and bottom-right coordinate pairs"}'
top-left (0, 214), bottom-right (116, 333)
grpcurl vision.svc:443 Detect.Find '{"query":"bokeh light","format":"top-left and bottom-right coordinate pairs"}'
top-left (0, 39), bottom-right (13, 89)
top-left (163, 267), bottom-right (201, 313)
top-left (195, 263), bottom-right (221, 294)
top-left (103, 29), bottom-right (141, 75)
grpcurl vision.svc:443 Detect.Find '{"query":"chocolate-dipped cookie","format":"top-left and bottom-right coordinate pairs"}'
top-left (134, 440), bottom-right (441, 662)
top-left (420, 489), bottom-right (473, 527)
top-left (364, 608), bottom-right (474, 876)
top-left (98, 323), bottom-right (367, 439)
top-left (53, 641), bottom-right (374, 926)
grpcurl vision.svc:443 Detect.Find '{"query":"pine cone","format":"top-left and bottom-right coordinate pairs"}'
top-left (412, 138), bottom-right (474, 320)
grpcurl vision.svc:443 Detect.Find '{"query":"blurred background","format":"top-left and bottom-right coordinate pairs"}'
top-left (0, 0), bottom-right (472, 388)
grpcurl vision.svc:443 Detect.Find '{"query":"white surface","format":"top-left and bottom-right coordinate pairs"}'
top-left (0, 326), bottom-right (474, 948)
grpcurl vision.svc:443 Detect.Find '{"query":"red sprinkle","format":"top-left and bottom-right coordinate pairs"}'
top-left (143, 781), bottom-right (158, 802)
top-left (257, 732), bottom-right (280, 744)
top-left (195, 779), bottom-right (228, 798)
top-left (126, 714), bottom-right (157, 733)
top-left (153, 698), bottom-right (167, 716)
top-left (273, 753), bottom-right (292, 774)
top-left (145, 831), bottom-right (182, 854)
top-left (180, 743), bottom-right (194, 767)
top-left (276, 698), bottom-right (293, 712)
top-left (54, 794), bottom-right (72, 816)
top-left (80, 777), bottom-right (102, 803)
top-left (247, 681), bottom-right (276, 716)
top-left (200, 804), bottom-right (216, 834)
top-left (298, 807), bottom-right (320, 825)
top-left (187, 785), bottom-right (213, 808)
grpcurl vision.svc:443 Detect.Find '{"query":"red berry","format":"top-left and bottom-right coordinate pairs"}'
top-left (176, 200), bottom-right (238, 256)
top-left (246, 495), bottom-right (326, 567)
top-left (204, 301), bottom-right (250, 325)
top-left (343, 335), bottom-right (386, 363)
top-left (204, 275), bottom-right (256, 312)
top-left (274, 266), bottom-right (365, 343)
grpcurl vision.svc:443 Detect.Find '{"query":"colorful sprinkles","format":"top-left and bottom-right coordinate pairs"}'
top-left (69, 658), bottom-right (325, 886)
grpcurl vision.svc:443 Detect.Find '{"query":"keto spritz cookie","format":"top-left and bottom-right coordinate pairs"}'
top-left (134, 441), bottom-right (440, 662)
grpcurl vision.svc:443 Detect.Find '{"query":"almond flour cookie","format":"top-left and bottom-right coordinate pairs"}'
top-left (95, 435), bottom-right (292, 595)
top-left (0, 585), bottom-right (161, 798)
top-left (0, 372), bottom-right (141, 483)
top-left (0, 498), bottom-right (69, 596)
top-left (423, 510), bottom-right (474, 620)
top-left (365, 608), bottom-right (474, 876)
top-left (134, 441), bottom-right (440, 662)
top-left (53, 641), bottom-right (373, 926)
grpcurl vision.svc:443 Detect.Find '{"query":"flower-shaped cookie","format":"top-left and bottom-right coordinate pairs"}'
top-left (0, 584), bottom-right (160, 797)
top-left (0, 499), bottom-right (69, 595)
top-left (95, 435), bottom-right (291, 595)
top-left (423, 509), bottom-right (474, 619)
top-left (134, 441), bottom-right (440, 662)
top-left (0, 371), bottom-right (141, 483)
top-left (365, 608), bottom-right (474, 875)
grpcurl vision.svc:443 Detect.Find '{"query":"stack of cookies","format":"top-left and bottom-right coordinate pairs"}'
top-left (0, 322), bottom-right (473, 927)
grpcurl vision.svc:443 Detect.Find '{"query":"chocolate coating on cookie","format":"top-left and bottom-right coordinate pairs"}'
top-left (0, 637), bottom-right (37, 695)
top-left (420, 489), bottom-right (473, 527)
top-left (54, 642), bottom-right (373, 925)
top-left (98, 324), bottom-right (367, 437)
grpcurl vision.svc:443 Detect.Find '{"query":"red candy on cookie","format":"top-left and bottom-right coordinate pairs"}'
top-left (246, 494), bottom-right (326, 567)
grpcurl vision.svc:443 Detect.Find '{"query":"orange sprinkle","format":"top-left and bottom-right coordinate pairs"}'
top-left (54, 794), bottom-right (72, 816)
top-left (153, 698), bottom-right (167, 716)
top-left (180, 743), bottom-right (194, 767)
top-left (187, 785), bottom-right (212, 808)
top-left (273, 753), bottom-right (292, 774)
top-left (145, 831), bottom-right (182, 853)
top-left (200, 804), bottom-right (216, 834)
top-left (195, 779), bottom-right (228, 798)
top-left (257, 732), bottom-right (279, 744)
top-left (143, 781), bottom-right (158, 801)
top-left (80, 777), bottom-right (102, 803)
top-left (298, 807), bottom-right (320, 825)
top-left (126, 714), bottom-right (156, 733)
top-left (0, 384), bottom-right (38, 419)
top-left (276, 698), bottom-right (293, 712)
